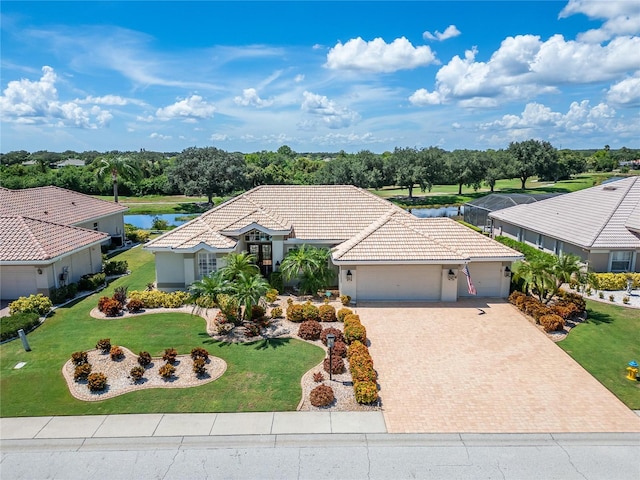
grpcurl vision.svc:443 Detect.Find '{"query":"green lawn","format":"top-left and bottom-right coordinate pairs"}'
top-left (558, 300), bottom-right (640, 409)
top-left (0, 247), bottom-right (324, 417)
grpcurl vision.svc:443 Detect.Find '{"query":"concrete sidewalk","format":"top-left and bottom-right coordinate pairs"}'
top-left (0, 411), bottom-right (387, 440)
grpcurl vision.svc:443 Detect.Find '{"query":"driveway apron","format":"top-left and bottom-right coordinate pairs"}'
top-left (356, 300), bottom-right (640, 433)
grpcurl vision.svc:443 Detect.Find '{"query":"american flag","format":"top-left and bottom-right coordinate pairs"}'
top-left (462, 265), bottom-right (477, 295)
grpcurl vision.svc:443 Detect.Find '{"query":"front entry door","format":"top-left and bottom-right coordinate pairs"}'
top-left (248, 243), bottom-right (273, 277)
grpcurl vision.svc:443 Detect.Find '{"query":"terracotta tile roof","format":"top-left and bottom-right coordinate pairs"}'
top-left (332, 212), bottom-right (522, 263)
top-left (147, 185), bottom-right (522, 263)
top-left (0, 216), bottom-right (108, 262)
top-left (489, 176), bottom-right (640, 249)
top-left (0, 186), bottom-right (127, 226)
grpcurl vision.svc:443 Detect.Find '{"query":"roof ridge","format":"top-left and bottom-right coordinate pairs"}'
top-left (242, 195), bottom-right (290, 228)
top-left (589, 176), bottom-right (637, 247)
top-left (396, 216), bottom-right (468, 258)
top-left (18, 216), bottom-right (50, 259)
top-left (333, 211), bottom-right (397, 259)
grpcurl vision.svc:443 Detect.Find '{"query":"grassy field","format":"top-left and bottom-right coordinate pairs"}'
top-left (94, 194), bottom-right (211, 215)
top-left (558, 300), bottom-right (640, 409)
top-left (0, 247), bottom-right (324, 417)
top-left (370, 173), bottom-right (620, 207)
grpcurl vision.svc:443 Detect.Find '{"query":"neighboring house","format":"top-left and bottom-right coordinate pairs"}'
top-left (145, 185), bottom-right (522, 302)
top-left (0, 186), bottom-right (128, 300)
top-left (464, 193), bottom-right (562, 232)
top-left (489, 176), bottom-right (640, 273)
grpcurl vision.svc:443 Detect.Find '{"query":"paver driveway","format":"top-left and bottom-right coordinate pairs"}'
top-left (357, 300), bottom-right (640, 433)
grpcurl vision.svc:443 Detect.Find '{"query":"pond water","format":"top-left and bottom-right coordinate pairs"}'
top-left (410, 206), bottom-right (464, 218)
top-left (124, 213), bottom-right (200, 229)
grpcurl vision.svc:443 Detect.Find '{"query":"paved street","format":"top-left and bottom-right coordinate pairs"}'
top-left (357, 300), bottom-right (640, 433)
top-left (2, 432), bottom-right (639, 479)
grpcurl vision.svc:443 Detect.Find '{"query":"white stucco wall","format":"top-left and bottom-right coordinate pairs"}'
top-left (76, 212), bottom-right (125, 241)
top-left (457, 262), bottom-right (508, 298)
top-left (155, 252), bottom-right (186, 290)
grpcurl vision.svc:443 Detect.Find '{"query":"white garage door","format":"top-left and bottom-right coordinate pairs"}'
top-left (458, 263), bottom-right (502, 297)
top-left (0, 267), bottom-right (37, 300)
top-left (356, 265), bottom-right (442, 301)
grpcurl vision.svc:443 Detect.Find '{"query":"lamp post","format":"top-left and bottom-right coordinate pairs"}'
top-left (326, 333), bottom-right (335, 381)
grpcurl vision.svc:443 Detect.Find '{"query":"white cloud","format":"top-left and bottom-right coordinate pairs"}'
top-left (76, 94), bottom-right (146, 107)
top-left (410, 34), bottom-right (640, 107)
top-left (294, 74), bottom-right (305, 83)
top-left (301, 91), bottom-right (359, 128)
top-left (0, 66), bottom-right (112, 128)
top-left (311, 132), bottom-right (381, 146)
top-left (606, 75), bottom-right (640, 107)
top-left (423, 25), bottom-right (461, 41)
top-left (480, 101), bottom-right (617, 135)
top-left (156, 95), bottom-right (215, 120)
top-left (149, 132), bottom-right (172, 140)
top-left (560, 0), bottom-right (640, 42)
top-left (240, 133), bottom-right (295, 144)
top-left (210, 133), bottom-right (229, 141)
top-left (325, 37), bottom-right (437, 73)
top-left (234, 88), bottom-right (273, 108)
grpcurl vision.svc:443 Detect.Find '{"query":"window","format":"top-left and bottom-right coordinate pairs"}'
top-left (198, 253), bottom-right (217, 278)
top-left (610, 251), bottom-right (632, 272)
top-left (244, 229), bottom-right (272, 242)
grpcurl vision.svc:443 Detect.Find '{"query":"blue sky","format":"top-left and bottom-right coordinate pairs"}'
top-left (1, 1), bottom-right (639, 153)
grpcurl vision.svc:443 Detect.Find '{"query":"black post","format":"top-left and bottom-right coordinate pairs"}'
top-left (327, 333), bottom-right (335, 382)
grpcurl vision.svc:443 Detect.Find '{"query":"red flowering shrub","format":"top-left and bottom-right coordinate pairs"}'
top-left (320, 327), bottom-right (344, 345)
top-left (298, 320), bottom-right (322, 341)
top-left (310, 385), bottom-right (335, 407)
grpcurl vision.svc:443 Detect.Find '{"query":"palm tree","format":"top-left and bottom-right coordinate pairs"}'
top-left (232, 271), bottom-right (270, 321)
top-left (513, 253), bottom-right (582, 303)
top-left (549, 253), bottom-right (582, 298)
top-left (189, 270), bottom-right (230, 309)
top-left (221, 252), bottom-right (260, 281)
top-left (96, 155), bottom-right (142, 203)
top-left (280, 245), bottom-right (335, 295)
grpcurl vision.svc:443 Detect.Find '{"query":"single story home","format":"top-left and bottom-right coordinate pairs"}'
top-left (145, 185), bottom-right (522, 302)
top-left (0, 186), bottom-right (128, 300)
top-left (489, 176), bottom-right (640, 273)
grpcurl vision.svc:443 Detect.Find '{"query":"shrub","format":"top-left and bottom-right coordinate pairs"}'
top-left (217, 294), bottom-right (239, 324)
top-left (110, 345), bottom-right (124, 360)
top-left (190, 347), bottom-right (209, 361)
top-left (162, 348), bottom-right (178, 364)
top-left (340, 294), bottom-right (351, 306)
top-left (558, 291), bottom-right (586, 313)
top-left (130, 366), bottom-right (145, 382)
top-left (244, 323), bottom-right (261, 337)
top-left (301, 301), bottom-right (319, 321)
top-left (270, 306), bottom-right (283, 319)
top-left (250, 305), bottom-right (266, 320)
top-left (265, 288), bottom-right (279, 304)
top-left (138, 351), bottom-right (152, 367)
top-left (592, 272), bottom-right (640, 291)
top-left (508, 291), bottom-right (526, 305)
top-left (126, 298), bottom-right (144, 313)
top-left (49, 285), bottom-right (76, 305)
top-left (71, 351), bottom-right (88, 365)
top-left (97, 296), bottom-right (112, 312)
top-left (101, 298), bottom-right (123, 317)
top-left (313, 371), bottom-right (324, 382)
top-left (550, 304), bottom-right (576, 321)
top-left (343, 314), bottom-right (361, 328)
top-left (78, 272), bottom-right (106, 291)
top-left (104, 260), bottom-right (128, 276)
top-left (96, 338), bottom-right (111, 354)
top-left (337, 307), bottom-right (353, 322)
top-left (350, 361), bottom-right (377, 383)
top-left (539, 314), bottom-right (565, 332)
top-left (162, 290), bottom-right (190, 308)
top-left (310, 385), bottom-right (335, 407)
top-left (347, 341), bottom-right (370, 361)
top-left (318, 304), bottom-right (337, 322)
top-left (287, 297), bottom-right (294, 306)
top-left (320, 327), bottom-right (345, 346)
top-left (333, 340), bottom-right (347, 358)
top-left (216, 322), bottom-right (233, 335)
top-left (9, 294), bottom-right (52, 316)
top-left (298, 320), bottom-right (322, 341)
top-left (73, 363), bottom-right (92, 381)
top-left (623, 296), bottom-right (630, 304)
top-left (269, 271), bottom-right (284, 292)
top-left (159, 363), bottom-right (176, 379)
top-left (127, 229), bottom-right (150, 244)
top-left (193, 357), bottom-right (207, 376)
top-left (87, 372), bottom-right (107, 391)
top-left (286, 303), bottom-right (304, 322)
top-left (354, 381), bottom-right (378, 404)
top-left (323, 355), bottom-right (345, 374)
top-left (112, 286), bottom-right (128, 305)
top-left (344, 323), bottom-right (367, 344)
top-left (609, 294), bottom-right (615, 302)
top-left (598, 292), bottom-right (604, 299)
top-left (0, 312), bottom-right (40, 342)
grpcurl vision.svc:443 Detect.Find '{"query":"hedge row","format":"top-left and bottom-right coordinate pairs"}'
top-left (494, 236), bottom-right (557, 263)
top-left (508, 291), bottom-right (586, 332)
top-left (286, 301), bottom-right (338, 323)
top-left (590, 272), bottom-right (640, 291)
top-left (347, 340), bottom-right (378, 404)
top-left (128, 290), bottom-right (191, 309)
top-left (0, 312), bottom-right (41, 342)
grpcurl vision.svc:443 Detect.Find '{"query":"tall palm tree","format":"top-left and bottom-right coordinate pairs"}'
top-left (96, 155), bottom-right (142, 203)
top-left (232, 271), bottom-right (270, 321)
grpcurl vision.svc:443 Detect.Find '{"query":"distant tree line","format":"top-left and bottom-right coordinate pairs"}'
top-left (1, 142), bottom-right (638, 200)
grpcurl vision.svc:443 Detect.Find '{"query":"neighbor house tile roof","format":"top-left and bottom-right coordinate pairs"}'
top-left (0, 186), bottom-right (127, 226)
top-left (147, 185), bottom-right (522, 263)
top-left (489, 176), bottom-right (640, 250)
top-left (0, 216), bottom-right (108, 262)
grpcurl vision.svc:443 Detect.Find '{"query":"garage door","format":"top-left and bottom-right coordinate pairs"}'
top-left (458, 263), bottom-right (501, 297)
top-left (356, 265), bottom-right (442, 301)
top-left (0, 267), bottom-right (37, 300)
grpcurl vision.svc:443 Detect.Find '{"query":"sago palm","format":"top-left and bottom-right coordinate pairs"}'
top-left (232, 271), bottom-right (270, 321)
